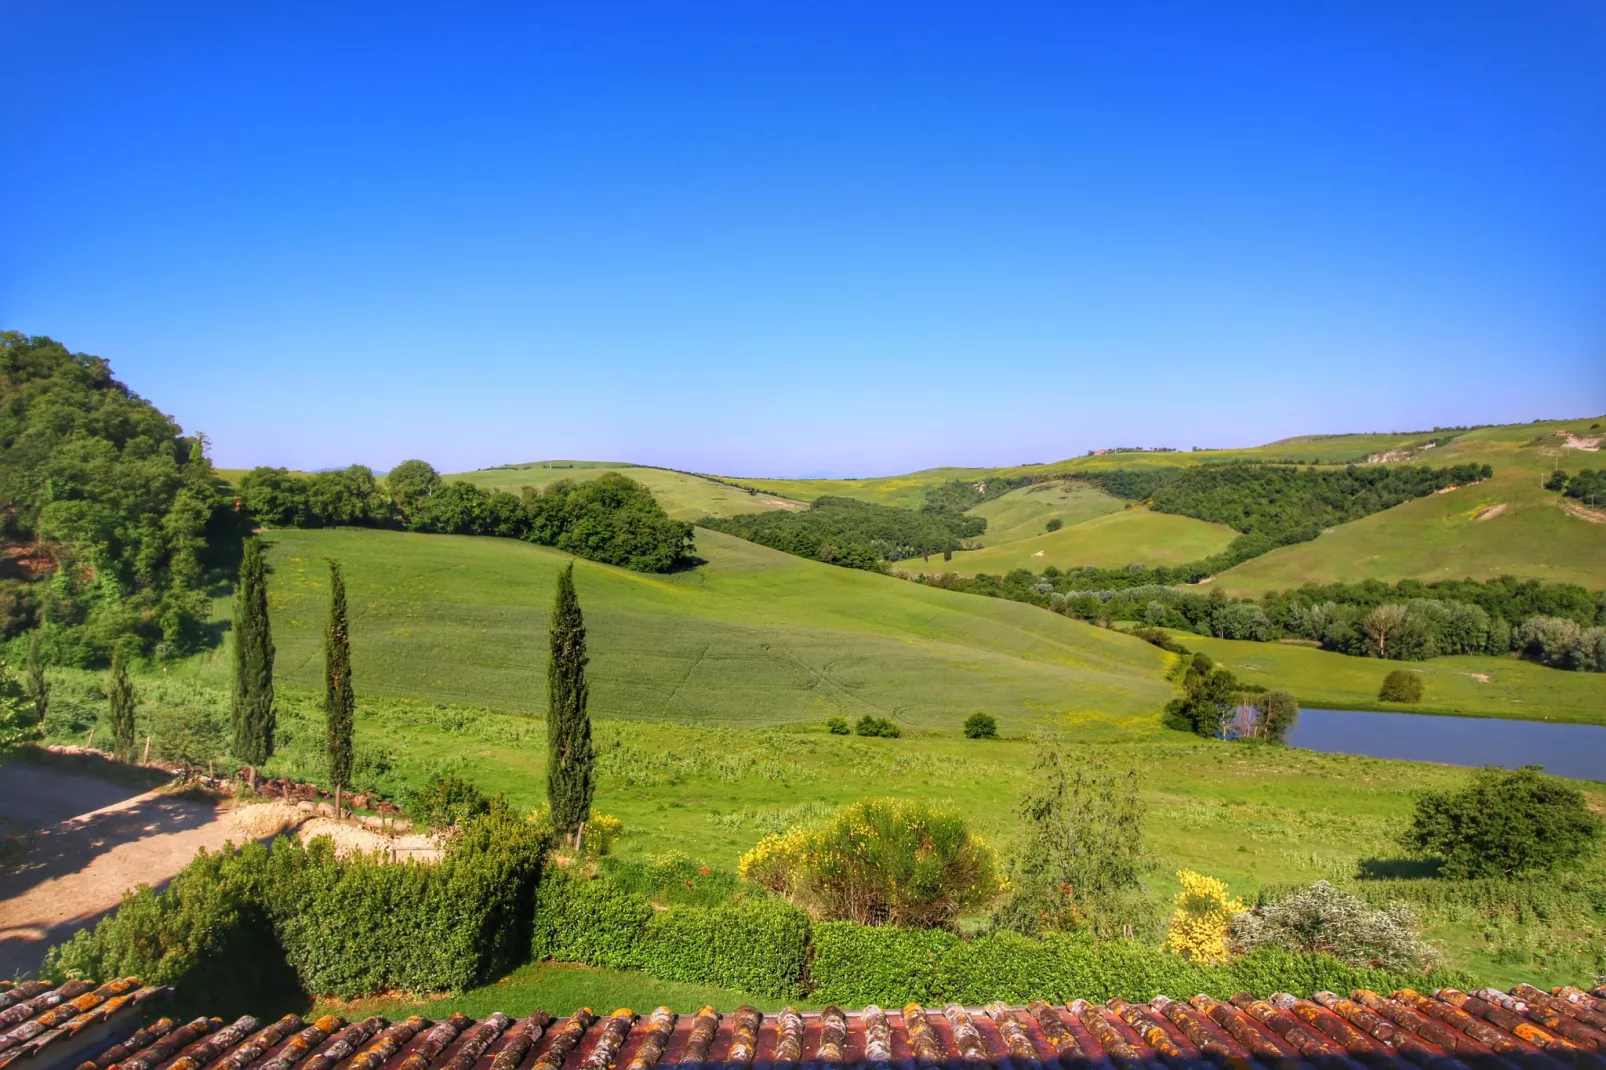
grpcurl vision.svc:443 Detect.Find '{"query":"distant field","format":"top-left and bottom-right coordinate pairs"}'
top-left (967, 482), bottom-right (1125, 543)
top-left (1178, 633), bottom-right (1606, 725)
top-left (735, 467), bottom-right (994, 510)
top-left (1216, 418), bottom-right (1606, 593)
top-left (253, 526), bottom-right (1173, 735)
top-left (896, 507), bottom-right (1238, 576)
top-left (450, 463), bottom-right (807, 521)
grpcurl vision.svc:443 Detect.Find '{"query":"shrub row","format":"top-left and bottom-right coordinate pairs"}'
top-left (46, 805), bottom-right (547, 1008)
top-left (530, 869), bottom-right (811, 998)
top-left (1261, 873), bottom-right (1606, 927)
top-left (806, 923), bottom-right (1472, 1006)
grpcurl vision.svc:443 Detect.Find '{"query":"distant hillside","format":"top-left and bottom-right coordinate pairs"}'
top-left (449, 463), bottom-right (807, 521)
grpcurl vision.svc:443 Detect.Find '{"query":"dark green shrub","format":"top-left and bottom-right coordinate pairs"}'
top-left (738, 799), bottom-right (1000, 928)
top-left (825, 716), bottom-right (850, 735)
top-left (1401, 766), bottom-right (1600, 878)
top-left (962, 712), bottom-right (998, 739)
top-left (404, 774), bottom-right (490, 830)
top-left (530, 868), bottom-right (809, 997)
top-left (1045, 518), bottom-right (1063, 532)
top-left (1379, 669), bottom-right (1424, 703)
top-left (807, 922), bottom-right (1470, 1006)
top-left (854, 715), bottom-right (901, 738)
top-left (46, 804), bottom-right (547, 1002)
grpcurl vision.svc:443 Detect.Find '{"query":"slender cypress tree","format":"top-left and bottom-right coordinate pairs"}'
top-left (324, 559), bottom-right (354, 793)
top-left (232, 537), bottom-right (276, 766)
top-left (25, 631), bottom-right (49, 724)
top-left (547, 563), bottom-right (594, 843)
top-left (107, 646), bottom-right (137, 761)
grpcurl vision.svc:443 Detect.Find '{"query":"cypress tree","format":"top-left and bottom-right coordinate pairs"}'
top-left (25, 631), bottom-right (48, 724)
top-left (107, 646), bottom-right (137, 761)
top-left (324, 559), bottom-right (354, 793)
top-left (232, 537), bottom-right (276, 766)
top-left (547, 563), bottom-right (594, 843)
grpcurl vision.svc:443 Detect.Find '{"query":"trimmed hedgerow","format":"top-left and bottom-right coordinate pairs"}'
top-left (806, 922), bottom-right (1472, 1006)
top-left (46, 804), bottom-right (547, 1003)
top-left (530, 868), bottom-right (811, 998)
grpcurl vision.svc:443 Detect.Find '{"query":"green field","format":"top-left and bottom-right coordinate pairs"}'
top-left (252, 526), bottom-right (1172, 734)
top-left (965, 482), bottom-right (1125, 543)
top-left (896, 507), bottom-right (1238, 576)
top-left (449, 463), bottom-right (808, 521)
top-left (1173, 633), bottom-right (1606, 725)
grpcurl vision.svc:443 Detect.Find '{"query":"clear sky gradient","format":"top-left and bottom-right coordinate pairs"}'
top-left (5, 2), bottom-right (1604, 476)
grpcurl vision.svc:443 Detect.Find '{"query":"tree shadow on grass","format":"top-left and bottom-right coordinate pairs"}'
top-left (1356, 856), bottom-right (1441, 879)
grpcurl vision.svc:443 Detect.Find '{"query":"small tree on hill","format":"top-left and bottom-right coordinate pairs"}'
top-left (107, 646), bottom-right (138, 761)
top-left (547, 563), bottom-right (594, 845)
top-left (324, 560), bottom-right (354, 799)
top-left (1401, 766), bottom-right (1600, 878)
top-left (232, 537), bottom-right (276, 768)
top-left (963, 712), bottom-right (998, 739)
top-left (1253, 690), bottom-right (1299, 743)
top-left (1379, 669), bottom-right (1424, 703)
top-left (25, 631), bottom-right (49, 724)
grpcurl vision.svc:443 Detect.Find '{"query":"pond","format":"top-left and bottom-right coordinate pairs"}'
top-left (1286, 708), bottom-right (1606, 783)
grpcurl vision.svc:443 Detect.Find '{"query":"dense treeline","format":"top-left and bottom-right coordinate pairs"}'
top-left (920, 569), bottom-right (1606, 672)
top-left (1547, 468), bottom-right (1605, 505)
top-left (701, 497), bottom-right (986, 570)
top-left (0, 333), bottom-right (244, 664)
top-left (239, 464), bottom-right (694, 573)
top-left (921, 475), bottom-right (1034, 514)
top-left (1065, 468), bottom-right (1177, 501)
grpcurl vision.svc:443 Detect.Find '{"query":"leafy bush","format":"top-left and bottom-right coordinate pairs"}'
top-left (825, 716), bottom-right (850, 735)
top-left (738, 798), bottom-right (1000, 927)
top-left (581, 813), bottom-right (623, 855)
top-left (854, 715), bottom-right (901, 738)
top-left (149, 702), bottom-right (226, 768)
top-left (530, 868), bottom-right (809, 997)
top-left (807, 922), bottom-right (1469, 1006)
top-left (1164, 870), bottom-right (1243, 964)
top-left (962, 712), bottom-right (998, 739)
top-left (1232, 880), bottom-right (1440, 972)
top-left (46, 804), bottom-right (548, 1002)
top-left (993, 747), bottom-right (1154, 940)
top-left (404, 774), bottom-right (491, 830)
top-left (1401, 766), bottom-right (1601, 878)
top-left (1045, 518), bottom-right (1063, 532)
top-left (1378, 669), bottom-right (1424, 703)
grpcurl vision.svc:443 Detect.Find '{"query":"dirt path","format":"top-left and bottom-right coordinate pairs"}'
top-left (0, 782), bottom-right (245, 980)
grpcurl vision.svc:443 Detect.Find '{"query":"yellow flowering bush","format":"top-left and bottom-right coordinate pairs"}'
top-left (737, 798), bottom-right (1001, 927)
top-left (1163, 869), bottom-right (1244, 964)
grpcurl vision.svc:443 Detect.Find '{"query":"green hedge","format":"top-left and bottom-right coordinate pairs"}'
top-left (807, 922), bottom-right (1474, 1006)
top-left (47, 805), bottom-right (547, 1003)
top-left (531, 869), bottom-right (810, 998)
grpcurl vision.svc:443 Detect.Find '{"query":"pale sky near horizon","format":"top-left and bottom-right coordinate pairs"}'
top-left (4, 2), bottom-right (1604, 477)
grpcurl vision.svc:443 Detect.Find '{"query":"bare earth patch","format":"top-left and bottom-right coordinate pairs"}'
top-left (1560, 500), bottom-right (1606, 525)
top-left (1562, 434), bottom-right (1601, 451)
top-left (296, 816), bottom-right (442, 862)
top-left (1474, 503), bottom-right (1507, 522)
top-left (1460, 672), bottom-right (1492, 683)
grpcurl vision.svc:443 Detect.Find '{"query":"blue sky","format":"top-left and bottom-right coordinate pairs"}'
top-left (5, 2), bottom-right (1603, 477)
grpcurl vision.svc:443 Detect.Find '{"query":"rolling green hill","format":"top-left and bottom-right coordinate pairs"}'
top-left (1214, 419), bottom-right (1606, 593)
top-left (896, 507), bottom-right (1239, 576)
top-left (253, 525), bottom-right (1174, 735)
top-left (449, 463), bottom-right (807, 521)
top-left (964, 481), bottom-right (1125, 543)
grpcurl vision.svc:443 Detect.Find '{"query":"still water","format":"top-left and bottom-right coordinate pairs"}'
top-left (1287, 708), bottom-right (1606, 782)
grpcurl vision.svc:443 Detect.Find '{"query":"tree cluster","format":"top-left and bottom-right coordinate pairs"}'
top-left (702, 496), bottom-right (985, 571)
top-left (238, 464), bottom-right (695, 573)
top-left (0, 333), bottom-right (244, 664)
top-left (1548, 468), bottom-right (1606, 506)
top-left (1401, 766), bottom-right (1600, 878)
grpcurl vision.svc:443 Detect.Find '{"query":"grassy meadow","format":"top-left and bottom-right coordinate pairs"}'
top-left (897, 507), bottom-right (1239, 576)
top-left (449, 462), bottom-right (808, 521)
top-left (964, 481), bottom-right (1124, 543)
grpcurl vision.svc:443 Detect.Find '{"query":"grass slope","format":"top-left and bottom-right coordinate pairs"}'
top-left (897, 508), bottom-right (1238, 576)
top-left (1216, 418), bottom-right (1606, 593)
top-left (256, 526), bottom-right (1173, 734)
top-left (449, 463), bottom-right (808, 521)
top-left (965, 482), bottom-right (1125, 544)
top-left (1177, 634), bottom-right (1606, 725)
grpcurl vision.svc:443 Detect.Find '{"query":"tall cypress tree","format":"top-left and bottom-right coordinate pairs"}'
top-left (107, 646), bottom-right (137, 761)
top-left (547, 563), bottom-right (594, 843)
top-left (324, 559), bottom-right (354, 793)
top-left (232, 537), bottom-right (276, 766)
top-left (25, 631), bottom-right (49, 725)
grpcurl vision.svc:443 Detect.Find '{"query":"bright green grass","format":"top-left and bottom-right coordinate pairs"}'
top-left (965, 482), bottom-right (1125, 544)
top-left (896, 508), bottom-right (1238, 577)
top-left (447, 463), bottom-right (808, 521)
top-left (250, 526), bottom-right (1173, 734)
top-left (1177, 633), bottom-right (1606, 725)
top-left (316, 960), bottom-right (795, 1017)
top-left (1216, 417), bottom-right (1606, 594)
